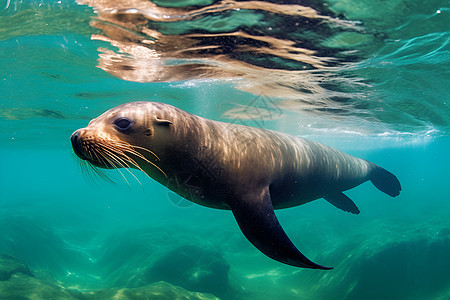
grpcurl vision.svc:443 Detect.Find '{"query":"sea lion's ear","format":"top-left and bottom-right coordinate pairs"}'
top-left (154, 118), bottom-right (172, 126)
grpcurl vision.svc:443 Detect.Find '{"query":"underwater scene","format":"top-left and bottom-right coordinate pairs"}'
top-left (1, 0), bottom-right (449, 299)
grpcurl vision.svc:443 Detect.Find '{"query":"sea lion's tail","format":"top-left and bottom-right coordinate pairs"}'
top-left (369, 164), bottom-right (401, 197)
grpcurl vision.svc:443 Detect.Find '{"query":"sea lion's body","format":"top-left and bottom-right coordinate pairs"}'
top-left (71, 102), bottom-right (401, 269)
top-left (153, 109), bottom-right (372, 210)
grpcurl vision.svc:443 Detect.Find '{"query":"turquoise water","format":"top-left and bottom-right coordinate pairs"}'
top-left (1, 0), bottom-right (449, 299)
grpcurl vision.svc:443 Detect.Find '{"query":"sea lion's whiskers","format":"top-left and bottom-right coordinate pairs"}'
top-left (100, 146), bottom-right (143, 187)
top-left (76, 154), bottom-right (113, 183)
top-left (98, 144), bottom-right (129, 168)
top-left (99, 150), bottom-right (133, 188)
top-left (78, 156), bottom-right (91, 178)
top-left (100, 143), bottom-right (140, 169)
top-left (88, 161), bottom-right (114, 183)
top-left (85, 145), bottom-right (111, 180)
top-left (91, 149), bottom-right (109, 167)
top-left (102, 139), bottom-right (167, 179)
top-left (129, 144), bottom-right (161, 161)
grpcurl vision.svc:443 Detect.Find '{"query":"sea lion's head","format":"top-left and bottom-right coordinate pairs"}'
top-left (70, 102), bottom-right (173, 177)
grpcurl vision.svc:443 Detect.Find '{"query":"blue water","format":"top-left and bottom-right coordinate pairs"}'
top-left (1, 0), bottom-right (449, 299)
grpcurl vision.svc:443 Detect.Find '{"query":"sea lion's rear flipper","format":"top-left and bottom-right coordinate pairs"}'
top-left (324, 193), bottom-right (360, 214)
top-left (370, 164), bottom-right (401, 197)
top-left (228, 187), bottom-right (332, 270)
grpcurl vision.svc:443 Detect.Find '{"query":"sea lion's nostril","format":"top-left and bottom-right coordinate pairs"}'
top-left (71, 131), bottom-right (79, 148)
top-left (71, 130), bottom-right (85, 160)
top-left (71, 131), bottom-right (79, 142)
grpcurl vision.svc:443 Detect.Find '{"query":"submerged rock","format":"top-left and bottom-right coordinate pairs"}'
top-left (0, 254), bottom-right (33, 281)
top-left (0, 273), bottom-right (80, 299)
top-left (0, 274), bottom-right (217, 300)
top-left (343, 236), bottom-right (450, 300)
top-left (138, 245), bottom-right (233, 298)
top-left (86, 281), bottom-right (219, 300)
top-left (0, 254), bottom-right (219, 299)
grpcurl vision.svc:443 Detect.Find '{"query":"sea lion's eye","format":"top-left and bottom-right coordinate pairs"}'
top-left (114, 117), bottom-right (133, 131)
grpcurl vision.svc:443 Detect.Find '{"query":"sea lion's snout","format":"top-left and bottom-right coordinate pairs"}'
top-left (70, 124), bottom-right (144, 171)
top-left (71, 130), bottom-right (87, 160)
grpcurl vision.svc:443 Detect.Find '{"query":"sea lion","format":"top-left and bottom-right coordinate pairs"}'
top-left (70, 101), bottom-right (401, 270)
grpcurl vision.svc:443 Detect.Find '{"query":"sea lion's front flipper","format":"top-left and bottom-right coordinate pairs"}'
top-left (324, 193), bottom-right (360, 214)
top-left (228, 187), bottom-right (332, 270)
